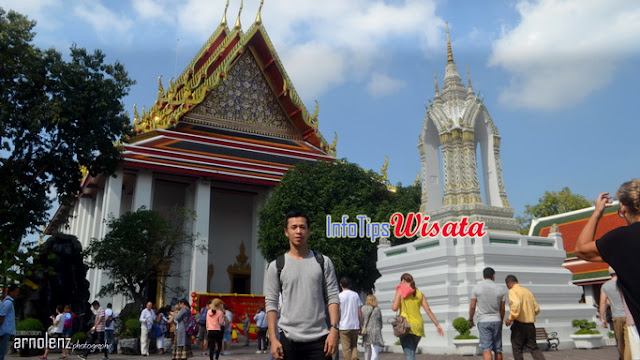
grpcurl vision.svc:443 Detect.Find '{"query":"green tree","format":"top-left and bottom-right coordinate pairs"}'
top-left (258, 160), bottom-right (421, 293)
top-left (0, 8), bottom-right (134, 279)
top-left (84, 207), bottom-right (204, 308)
top-left (517, 187), bottom-right (591, 234)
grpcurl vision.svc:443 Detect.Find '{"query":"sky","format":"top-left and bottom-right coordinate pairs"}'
top-left (2, 0), bottom-right (639, 219)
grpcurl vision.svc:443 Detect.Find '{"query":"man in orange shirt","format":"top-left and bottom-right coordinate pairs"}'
top-left (504, 275), bottom-right (545, 360)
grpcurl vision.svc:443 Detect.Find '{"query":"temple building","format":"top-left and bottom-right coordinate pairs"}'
top-left (529, 202), bottom-right (625, 309)
top-left (45, 3), bottom-right (336, 309)
top-left (374, 25), bottom-right (593, 354)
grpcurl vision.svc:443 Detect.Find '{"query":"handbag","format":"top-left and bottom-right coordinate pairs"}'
top-left (47, 325), bottom-right (56, 337)
top-left (359, 306), bottom-right (374, 336)
top-left (391, 299), bottom-right (411, 337)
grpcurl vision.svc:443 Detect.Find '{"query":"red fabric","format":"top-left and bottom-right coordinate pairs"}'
top-left (396, 284), bottom-right (415, 299)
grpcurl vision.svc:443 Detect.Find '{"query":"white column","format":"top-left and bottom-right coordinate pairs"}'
top-left (190, 179), bottom-right (211, 293)
top-left (91, 170), bottom-right (123, 301)
top-left (251, 191), bottom-right (266, 294)
top-left (133, 170), bottom-right (153, 211)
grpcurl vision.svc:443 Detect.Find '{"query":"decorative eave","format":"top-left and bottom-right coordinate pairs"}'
top-left (131, 20), bottom-right (335, 156)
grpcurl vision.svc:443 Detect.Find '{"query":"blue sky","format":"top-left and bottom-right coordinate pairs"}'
top-left (2, 0), bottom-right (639, 219)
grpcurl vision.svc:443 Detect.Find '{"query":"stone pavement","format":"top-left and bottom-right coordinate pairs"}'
top-left (14, 344), bottom-right (619, 360)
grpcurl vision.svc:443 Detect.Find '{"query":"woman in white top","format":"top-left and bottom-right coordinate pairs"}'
top-left (40, 305), bottom-right (67, 359)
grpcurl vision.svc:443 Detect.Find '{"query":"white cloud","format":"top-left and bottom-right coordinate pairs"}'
top-left (0, 0), bottom-right (61, 29)
top-left (132, 0), bottom-right (166, 20)
top-left (367, 72), bottom-right (406, 97)
top-left (169, 0), bottom-right (443, 100)
top-left (489, 0), bottom-right (640, 110)
top-left (73, 1), bottom-right (134, 44)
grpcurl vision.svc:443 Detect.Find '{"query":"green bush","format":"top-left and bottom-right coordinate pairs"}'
top-left (453, 317), bottom-right (478, 340)
top-left (71, 331), bottom-right (87, 344)
top-left (16, 318), bottom-right (45, 332)
top-left (122, 319), bottom-right (141, 337)
top-left (572, 319), bottom-right (600, 335)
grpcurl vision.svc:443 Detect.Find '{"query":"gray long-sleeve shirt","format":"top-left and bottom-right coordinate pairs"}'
top-left (264, 251), bottom-right (339, 342)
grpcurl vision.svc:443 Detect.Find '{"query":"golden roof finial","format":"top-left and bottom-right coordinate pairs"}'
top-left (328, 132), bottom-right (338, 156)
top-left (221, 0), bottom-right (229, 27)
top-left (381, 156), bottom-right (389, 182)
top-left (133, 104), bottom-right (140, 120)
top-left (234, 0), bottom-right (243, 30)
top-left (414, 173), bottom-right (420, 187)
top-left (446, 22), bottom-right (454, 63)
top-left (255, 0), bottom-right (264, 25)
top-left (467, 65), bottom-right (472, 90)
top-left (434, 71), bottom-right (439, 94)
top-left (157, 75), bottom-right (164, 98)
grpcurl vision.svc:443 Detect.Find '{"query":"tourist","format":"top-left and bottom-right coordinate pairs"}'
top-left (469, 267), bottom-right (507, 360)
top-left (139, 302), bottom-right (155, 356)
top-left (391, 273), bottom-right (443, 360)
top-left (361, 294), bottom-right (383, 360)
top-left (504, 275), bottom-right (545, 360)
top-left (338, 277), bottom-right (362, 360)
top-left (242, 312), bottom-right (251, 346)
top-left (600, 267), bottom-right (627, 360)
top-left (104, 303), bottom-right (115, 354)
top-left (222, 305), bottom-right (233, 355)
top-left (0, 285), bottom-right (19, 360)
top-left (156, 306), bottom-right (170, 355)
top-left (254, 307), bottom-right (268, 354)
top-left (78, 300), bottom-right (108, 360)
top-left (265, 210), bottom-right (340, 360)
top-left (207, 299), bottom-right (225, 360)
top-left (40, 304), bottom-right (66, 359)
top-left (197, 305), bottom-right (208, 355)
top-left (575, 181), bottom-right (640, 334)
top-left (171, 299), bottom-right (190, 360)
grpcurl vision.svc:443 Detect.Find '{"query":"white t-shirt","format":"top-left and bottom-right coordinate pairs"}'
top-left (339, 289), bottom-right (362, 330)
top-left (55, 314), bottom-right (64, 333)
top-left (105, 308), bottom-right (115, 331)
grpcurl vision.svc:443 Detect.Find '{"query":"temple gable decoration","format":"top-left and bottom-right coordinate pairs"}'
top-left (130, 2), bottom-right (335, 156)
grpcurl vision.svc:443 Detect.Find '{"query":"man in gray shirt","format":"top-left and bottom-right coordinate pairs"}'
top-left (469, 267), bottom-right (507, 360)
top-left (265, 210), bottom-right (340, 360)
top-left (600, 267), bottom-right (626, 360)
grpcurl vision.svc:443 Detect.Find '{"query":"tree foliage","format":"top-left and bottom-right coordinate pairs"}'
top-left (517, 187), bottom-right (591, 234)
top-left (0, 8), bottom-right (134, 278)
top-left (84, 207), bottom-right (203, 308)
top-left (258, 160), bottom-right (421, 293)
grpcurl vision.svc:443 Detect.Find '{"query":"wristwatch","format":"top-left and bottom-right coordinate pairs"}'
top-left (330, 323), bottom-right (339, 330)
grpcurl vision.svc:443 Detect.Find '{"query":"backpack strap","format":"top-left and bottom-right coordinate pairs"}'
top-left (276, 251), bottom-right (328, 304)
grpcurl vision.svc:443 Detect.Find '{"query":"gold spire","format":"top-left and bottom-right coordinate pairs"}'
top-left (255, 0), bottom-right (264, 25)
top-left (466, 65), bottom-right (472, 90)
top-left (414, 173), bottom-right (420, 187)
top-left (234, 0), bottom-right (243, 30)
top-left (446, 22), bottom-right (454, 63)
top-left (381, 156), bottom-right (389, 182)
top-left (157, 75), bottom-right (164, 98)
top-left (221, 0), bottom-right (229, 27)
top-left (434, 71), bottom-right (439, 94)
top-left (133, 104), bottom-right (139, 120)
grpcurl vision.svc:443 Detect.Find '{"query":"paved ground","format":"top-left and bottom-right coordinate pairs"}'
top-left (12, 343), bottom-right (619, 360)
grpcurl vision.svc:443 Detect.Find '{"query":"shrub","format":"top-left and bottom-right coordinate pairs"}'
top-left (453, 317), bottom-right (478, 340)
top-left (122, 319), bottom-right (141, 337)
top-left (572, 319), bottom-right (600, 335)
top-left (16, 318), bottom-right (45, 332)
top-left (71, 331), bottom-right (87, 344)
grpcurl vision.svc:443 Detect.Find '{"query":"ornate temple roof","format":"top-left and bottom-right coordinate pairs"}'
top-left (129, 3), bottom-right (335, 155)
top-left (530, 203), bottom-right (625, 285)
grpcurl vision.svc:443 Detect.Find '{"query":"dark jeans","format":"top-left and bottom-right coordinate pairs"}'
top-left (399, 333), bottom-right (421, 360)
top-left (208, 330), bottom-right (223, 360)
top-left (85, 330), bottom-right (109, 357)
top-left (257, 327), bottom-right (268, 351)
top-left (510, 321), bottom-right (545, 360)
top-left (280, 332), bottom-right (331, 360)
